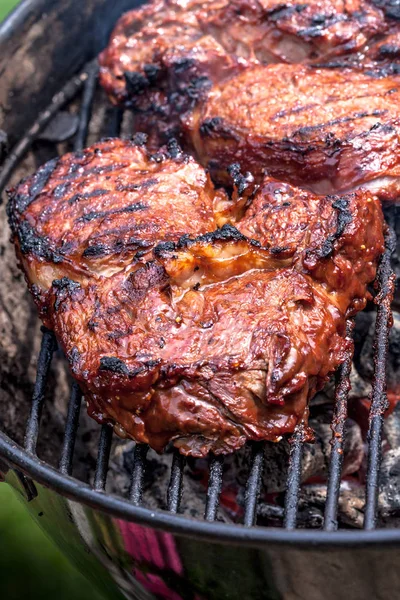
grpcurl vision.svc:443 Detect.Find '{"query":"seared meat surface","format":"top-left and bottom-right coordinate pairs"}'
top-left (186, 63), bottom-right (400, 199)
top-left (99, 0), bottom-right (388, 146)
top-left (7, 137), bottom-right (217, 311)
top-left (8, 140), bottom-right (385, 456)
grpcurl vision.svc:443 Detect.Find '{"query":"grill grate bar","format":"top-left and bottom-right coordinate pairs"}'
top-left (283, 427), bottom-right (304, 529)
top-left (205, 455), bottom-right (224, 522)
top-left (105, 107), bottom-right (124, 138)
top-left (364, 227), bottom-right (396, 530)
top-left (167, 450), bottom-right (185, 514)
top-left (244, 442), bottom-right (265, 527)
top-left (93, 424), bottom-right (113, 492)
top-left (73, 62), bottom-right (99, 152)
top-left (129, 444), bottom-right (149, 506)
top-left (324, 322), bottom-right (354, 531)
top-left (24, 329), bottom-right (56, 455)
top-left (59, 382), bottom-right (82, 476)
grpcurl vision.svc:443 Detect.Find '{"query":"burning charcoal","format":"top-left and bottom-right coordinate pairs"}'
top-left (297, 482), bottom-right (365, 529)
top-left (348, 365), bottom-right (373, 401)
top-left (354, 311), bottom-right (400, 395)
top-left (384, 402), bottom-right (400, 450)
top-left (311, 363), bottom-right (372, 406)
top-left (219, 415), bottom-right (363, 495)
top-left (379, 448), bottom-right (400, 517)
top-left (111, 443), bottom-right (232, 522)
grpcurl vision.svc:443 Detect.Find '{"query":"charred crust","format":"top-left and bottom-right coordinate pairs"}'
top-left (107, 327), bottom-right (133, 341)
top-left (143, 63), bottom-right (162, 85)
top-left (365, 63), bottom-right (400, 78)
top-left (124, 71), bottom-right (149, 96)
top-left (227, 163), bottom-right (255, 196)
top-left (88, 319), bottom-right (98, 332)
top-left (83, 236), bottom-right (151, 259)
top-left (53, 182), bottom-right (71, 198)
top-left (179, 224), bottom-right (249, 247)
top-left (185, 76), bottom-right (212, 101)
top-left (155, 224), bottom-right (262, 257)
top-left (270, 246), bottom-right (291, 255)
top-left (52, 277), bottom-right (80, 291)
top-left (166, 138), bottom-right (183, 159)
top-left (115, 178), bottom-right (158, 192)
top-left (268, 4), bottom-right (307, 22)
top-left (200, 117), bottom-right (223, 137)
top-left (292, 111), bottom-right (385, 140)
top-left (78, 201), bottom-right (148, 225)
top-left (16, 221), bottom-right (63, 263)
top-left (68, 189), bottom-right (109, 205)
top-left (99, 356), bottom-right (161, 378)
top-left (83, 244), bottom-right (108, 257)
top-left (378, 44), bottom-right (400, 58)
top-left (52, 277), bottom-right (81, 311)
top-left (372, 0), bottom-right (400, 20)
top-left (311, 198), bottom-right (353, 259)
top-left (99, 356), bottom-right (130, 375)
top-left (17, 158), bottom-right (58, 213)
top-left (7, 157), bottom-right (58, 226)
top-left (68, 347), bottom-right (81, 374)
top-left (132, 132), bottom-right (148, 147)
top-left (172, 57), bottom-right (196, 74)
top-left (153, 241), bottom-right (176, 258)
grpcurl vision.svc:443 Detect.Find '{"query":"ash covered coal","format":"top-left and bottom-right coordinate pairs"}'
top-left (354, 311), bottom-right (400, 398)
top-left (220, 414), bottom-right (363, 497)
top-left (106, 442), bottom-right (232, 523)
top-left (379, 447), bottom-right (400, 519)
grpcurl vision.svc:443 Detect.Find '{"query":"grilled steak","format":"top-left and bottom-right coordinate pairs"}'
top-left (7, 139), bottom-right (385, 456)
top-left (7, 137), bottom-right (218, 311)
top-left (185, 63), bottom-right (400, 200)
top-left (99, 0), bottom-right (387, 147)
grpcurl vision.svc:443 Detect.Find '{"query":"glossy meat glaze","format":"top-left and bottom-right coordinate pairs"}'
top-left (7, 139), bottom-right (385, 455)
top-left (99, 0), bottom-right (400, 202)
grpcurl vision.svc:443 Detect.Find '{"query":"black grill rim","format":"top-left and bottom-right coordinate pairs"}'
top-left (0, 54), bottom-right (398, 546)
top-left (2, 432), bottom-right (400, 548)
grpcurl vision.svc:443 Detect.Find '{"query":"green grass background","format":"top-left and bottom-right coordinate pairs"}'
top-left (0, 2), bottom-right (106, 598)
top-left (1, 0), bottom-right (19, 20)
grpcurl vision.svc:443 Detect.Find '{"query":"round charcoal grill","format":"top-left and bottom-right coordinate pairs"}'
top-left (1, 2), bottom-right (400, 600)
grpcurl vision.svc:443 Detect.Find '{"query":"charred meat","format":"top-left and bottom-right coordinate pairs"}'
top-left (7, 139), bottom-right (385, 456)
top-left (185, 63), bottom-right (400, 199)
top-left (99, 0), bottom-right (388, 146)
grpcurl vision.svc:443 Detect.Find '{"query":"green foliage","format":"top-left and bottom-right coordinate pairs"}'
top-left (0, 485), bottom-right (106, 600)
top-left (0, 0), bottom-right (20, 21)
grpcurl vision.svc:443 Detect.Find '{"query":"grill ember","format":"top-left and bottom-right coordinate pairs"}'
top-left (0, 0), bottom-right (399, 533)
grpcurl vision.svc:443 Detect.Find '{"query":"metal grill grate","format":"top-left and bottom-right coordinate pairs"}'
top-left (0, 62), bottom-right (397, 534)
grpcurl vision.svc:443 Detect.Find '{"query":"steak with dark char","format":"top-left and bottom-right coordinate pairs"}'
top-left (185, 63), bottom-right (400, 200)
top-left (99, 0), bottom-right (387, 147)
top-left (7, 140), bottom-right (385, 456)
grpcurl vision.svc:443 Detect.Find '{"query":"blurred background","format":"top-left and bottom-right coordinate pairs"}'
top-left (0, 2), bottom-right (106, 598)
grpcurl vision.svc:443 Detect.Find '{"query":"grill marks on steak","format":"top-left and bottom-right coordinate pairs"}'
top-left (185, 63), bottom-right (400, 199)
top-left (7, 140), bottom-right (385, 456)
top-left (7, 138), bottom-right (218, 309)
top-left (98, 0), bottom-right (388, 147)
